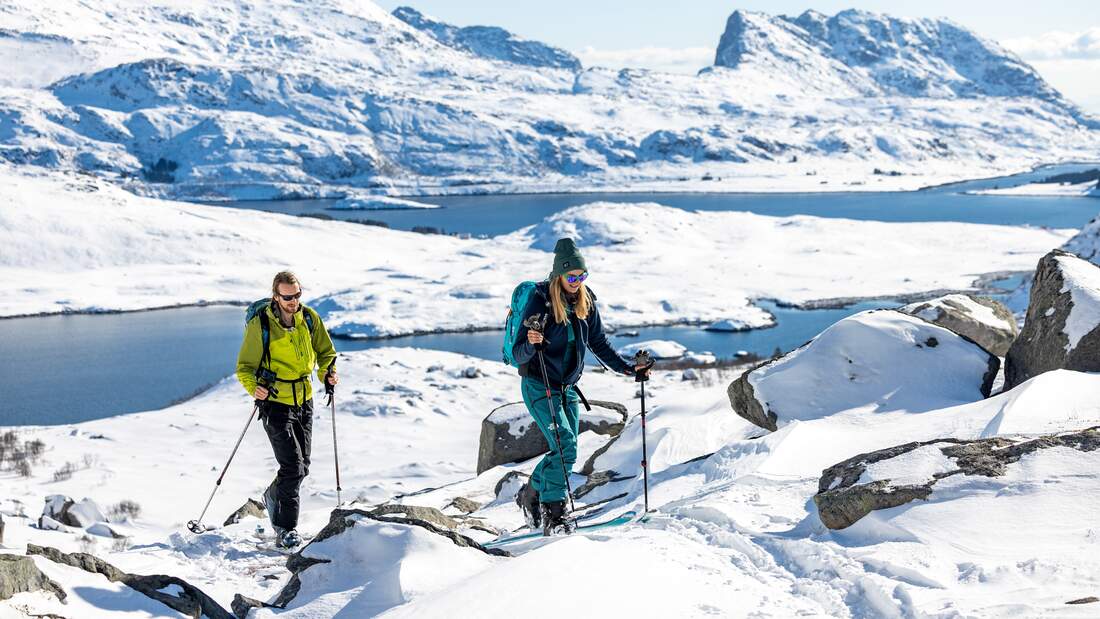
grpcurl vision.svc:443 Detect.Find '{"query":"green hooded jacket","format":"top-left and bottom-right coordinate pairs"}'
top-left (236, 304), bottom-right (337, 407)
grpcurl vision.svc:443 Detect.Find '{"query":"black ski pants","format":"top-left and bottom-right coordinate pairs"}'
top-left (261, 399), bottom-right (313, 530)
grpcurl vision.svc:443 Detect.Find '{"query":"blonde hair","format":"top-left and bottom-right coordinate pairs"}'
top-left (271, 271), bottom-right (301, 296)
top-left (549, 277), bottom-right (591, 325)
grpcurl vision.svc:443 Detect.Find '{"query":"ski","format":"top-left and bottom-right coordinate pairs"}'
top-left (484, 510), bottom-right (641, 548)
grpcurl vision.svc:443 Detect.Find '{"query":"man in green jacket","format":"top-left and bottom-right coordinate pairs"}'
top-left (236, 271), bottom-right (338, 548)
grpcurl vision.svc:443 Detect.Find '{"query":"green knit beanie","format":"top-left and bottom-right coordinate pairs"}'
top-left (551, 237), bottom-right (586, 278)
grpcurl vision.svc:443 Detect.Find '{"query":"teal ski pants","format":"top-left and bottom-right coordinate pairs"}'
top-left (521, 377), bottom-right (581, 503)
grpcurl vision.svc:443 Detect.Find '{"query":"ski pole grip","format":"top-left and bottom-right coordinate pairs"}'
top-left (633, 350), bottom-right (654, 383)
top-left (324, 362), bottom-right (336, 396)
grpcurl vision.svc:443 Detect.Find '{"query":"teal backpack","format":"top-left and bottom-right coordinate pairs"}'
top-left (501, 281), bottom-right (540, 367)
top-left (245, 299), bottom-right (315, 368)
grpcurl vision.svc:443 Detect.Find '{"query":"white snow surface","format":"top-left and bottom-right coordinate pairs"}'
top-left (971, 180), bottom-right (1100, 197)
top-left (4, 345), bottom-right (1100, 617)
top-left (855, 443), bottom-right (958, 487)
top-left (1, 1), bottom-right (1098, 198)
top-left (0, 167), bottom-right (1075, 338)
top-left (328, 195), bottom-right (439, 211)
top-left (615, 339), bottom-right (687, 360)
top-left (1054, 253), bottom-right (1100, 351)
top-left (746, 310), bottom-right (995, 425)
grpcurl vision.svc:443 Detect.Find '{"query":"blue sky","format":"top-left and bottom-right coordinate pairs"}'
top-left (376, 1), bottom-right (1100, 112)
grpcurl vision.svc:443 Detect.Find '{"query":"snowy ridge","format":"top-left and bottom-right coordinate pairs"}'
top-left (392, 6), bottom-right (582, 71)
top-left (0, 0), bottom-right (1098, 197)
top-left (715, 9), bottom-right (1087, 118)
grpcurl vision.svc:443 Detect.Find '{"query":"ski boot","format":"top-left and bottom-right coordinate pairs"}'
top-left (540, 500), bottom-right (575, 536)
top-left (516, 482), bottom-right (541, 529)
top-left (277, 529), bottom-right (302, 549)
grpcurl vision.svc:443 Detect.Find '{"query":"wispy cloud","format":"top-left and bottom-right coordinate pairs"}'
top-left (1003, 28), bottom-right (1100, 60)
top-left (576, 46), bottom-right (713, 74)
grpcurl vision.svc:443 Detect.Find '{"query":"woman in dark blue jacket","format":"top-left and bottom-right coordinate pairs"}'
top-left (512, 237), bottom-right (648, 535)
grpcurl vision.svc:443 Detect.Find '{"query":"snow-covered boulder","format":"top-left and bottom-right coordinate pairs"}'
top-left (40, 495), bottom-right (107, 529)
top-left (267, 508), bottom-right (504, 614)
top-left (0, 554), bottom-right (66, 603)
top-left (617, 339), bottom-right (686, 360)
top-left (1005, 250), bottom-right (1100, 390)
top-left (370, 504), bottom-right (457, 531)
top-left (813, 427), bottom-right (1100, 529)
top-left (900, 294), bottom-right (1017, 356)
top-left (727, 310), bottom-right (999, 431)
top-left (476, 400), bottom-right (627, 474)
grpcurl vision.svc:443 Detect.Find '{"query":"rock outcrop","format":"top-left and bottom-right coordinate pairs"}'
top-left (900, 294), bottom-right (1017, 356)
top-left (813, 426), bottom-right (1100, 529)
top-left (477, 399), bottom-right (627, 474)
top-left (1005, 250), bottom-right (1100, 389)
top-left (0, 554), bottom-right (66, 602)
top-left (223, 498), bottom-right (266, 527)
top-left (25, 544), bottom-right (232, 618)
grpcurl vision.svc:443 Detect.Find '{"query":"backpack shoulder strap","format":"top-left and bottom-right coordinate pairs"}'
top-left (258, 309), bottom-right (272, 369)
top-left (302, 305), bottom-right (316, 335)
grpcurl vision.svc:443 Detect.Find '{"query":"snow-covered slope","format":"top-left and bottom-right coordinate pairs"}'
top-left (391, 6), bottom-right (581, 71)
top-left (1, 1), bottom-right (1097, 198)
top-left (0, 167), bottom-right (1073, 329)
top-left (715, 10), bottom-right (1082, 112)
top-left (7, 347), bottom-right (1099, 617)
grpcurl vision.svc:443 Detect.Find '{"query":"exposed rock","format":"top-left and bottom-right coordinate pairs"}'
top-left (1067, 597), bottom-right (1099, 605)
top-left (369, 504), bottom-right (458, 531)
top-left (26, 544), bottom-right (232, 618)
top-left (0, 554), bottom-right (66, 602)
top-left (681, 368), bottom-right (701, 381)
top-left (813, 427), bottom-right (1100, 529)
top-left (274, 508), bottom-right (509, 609)
top-left (463, 366), bottom-right (483, 379)
top-left (900, 294), bottom-right (1017, 356)
top-left (445, 497), bottom-right (482, 514)
top-left (0, 513), bottom-right (4, 545)
top-left (476, 399), bottom-right (628, 474)
top-left (223, 498), bottom-right (266, 527)
top-left (728, 310), bottom-right (999, 432)
top-left (232, 593), bottom-right (270, 617)
top-left (1005, 250), bottom-right (1100, 389)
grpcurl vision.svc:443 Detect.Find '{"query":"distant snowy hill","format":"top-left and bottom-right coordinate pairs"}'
top-left (392, 6), bottom-right (582, 71)
top-left (714, 10), bottom-right (1080, 114)
top-left (0, 0), bottom-right (1098, 199)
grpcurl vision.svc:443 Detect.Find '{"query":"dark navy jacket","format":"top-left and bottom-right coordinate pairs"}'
top-left (512, 282), bottom-right (634, 386)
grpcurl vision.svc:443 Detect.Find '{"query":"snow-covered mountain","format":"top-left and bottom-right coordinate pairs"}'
top-left (392, 6), bottom-right (582, 71)
top-left (0, 1), bottom-right (1097, 199)
top-left (714, 10), bottom-right (1077, 111)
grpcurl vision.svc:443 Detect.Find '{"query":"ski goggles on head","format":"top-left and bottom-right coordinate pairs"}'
top-left (565, 272), bottom-right (589, 284)
top-left (277, 291), bottom-right (302, 301)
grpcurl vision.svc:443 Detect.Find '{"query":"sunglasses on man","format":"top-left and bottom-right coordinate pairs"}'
top-left (277, 291), bottom-right (303, 301)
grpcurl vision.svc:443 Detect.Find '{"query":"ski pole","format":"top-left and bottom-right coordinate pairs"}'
top-left (187, 400), bottom-right (261, 533)
top-left (524, 314), bottom-right (576, 515)
top-left (325, 363), bottom-right (342, 506)
top-left (633, 350), bottom-right (654, 514)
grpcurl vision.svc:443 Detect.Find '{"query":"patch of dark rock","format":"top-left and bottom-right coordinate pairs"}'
top-left (25, 544), bottom-right (231, 618)
top-left (223, 498), bottom-right (266, 527)
top-left (0, 554), bottom-right (66, 602)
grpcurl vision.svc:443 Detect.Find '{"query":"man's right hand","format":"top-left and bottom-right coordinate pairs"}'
top-left (253, 386), bottom-right (269, 400)
top-left (527, 330), bottom-right (544, 345)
